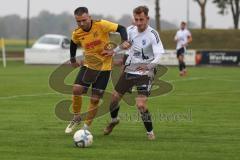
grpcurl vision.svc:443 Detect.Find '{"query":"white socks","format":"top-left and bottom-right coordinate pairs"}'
top-left (147, 130), bottom-right (154, 135)
top-left (111, 117), bottom-right (119, 123)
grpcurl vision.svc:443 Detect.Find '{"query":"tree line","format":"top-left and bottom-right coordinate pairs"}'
top-left (1, 0), bottom-right (238, 39)
top-left (0, 11), bottom-right (181, 39)
top-left (154, 0), bottom-right (240, 30)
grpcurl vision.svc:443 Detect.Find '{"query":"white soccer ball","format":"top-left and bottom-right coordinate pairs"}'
top-left (73, 129), bottom-right (93, 148)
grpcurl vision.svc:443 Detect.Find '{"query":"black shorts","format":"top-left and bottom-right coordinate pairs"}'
top-left (115, 72), bottom-right (152, 96)
top-left (74, 66), bottom-right (110, 97)
top-left (176, 47), bottom-right (186, 58)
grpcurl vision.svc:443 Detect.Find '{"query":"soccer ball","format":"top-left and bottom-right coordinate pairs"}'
top-left (73, 129), bottom-right (93, 148)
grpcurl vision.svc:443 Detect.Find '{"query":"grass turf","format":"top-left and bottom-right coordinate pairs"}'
top-left (0, 61), bottom-right (239, 160)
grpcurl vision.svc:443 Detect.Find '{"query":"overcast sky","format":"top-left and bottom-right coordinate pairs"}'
top-left (0, 0), bottom-right (233, 29)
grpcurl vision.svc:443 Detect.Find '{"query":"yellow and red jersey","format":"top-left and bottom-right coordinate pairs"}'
top-left (72, 20), bottom-right (118, 71)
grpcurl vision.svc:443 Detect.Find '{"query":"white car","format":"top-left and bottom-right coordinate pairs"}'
top-left (25, 34), bottom-right (83, 64)
top-left (32, 34), bottom-right (70, 49)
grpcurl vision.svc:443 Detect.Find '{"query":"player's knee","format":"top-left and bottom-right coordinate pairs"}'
top-left (73, 85), bottom-right (82, 95)
top-left (178, 56), bottom-right (184, 62)
top-left (136, 96), bottom-right (147, 112)
top-left (111, 91), bottom-right (121, 102)
top-left (136, 103), bottom-right (147, 112)
top-left (73, 85), bottom-right (87, 95)
top-left (136, 100), bottom-right (147, 111)
top-left (90, 96), bottom-right (100, 105)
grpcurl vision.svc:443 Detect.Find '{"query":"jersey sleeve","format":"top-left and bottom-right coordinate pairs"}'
top-left (147, 30), bottom-right (165, 68)
top-left (174, 31), bottom-right (179, 41)
top-left (150, 30), bottom-right (165, 54)
top-left (126, 25), bottom-right (135, 40)
top-left (71, 30), bottom-right (79, 44)
top-left (100, 20), bottom-right (118, 33)
top-left (186, 30), bottom-right (192, 37)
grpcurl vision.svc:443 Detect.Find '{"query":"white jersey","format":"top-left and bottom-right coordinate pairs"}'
top-left (127, 25), bottom-right (135, 34)
top-left (175, 29), bottom-right (191, 50)
top-left (124, 25), bottom-right (165, 75)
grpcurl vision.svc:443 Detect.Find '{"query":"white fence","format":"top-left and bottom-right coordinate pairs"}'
top-left (24, 49), bottom-right (196, 65)
top-left (161, 50), bottom-right (196, 66)
top-left (24, 49), bottom-right (83, 64)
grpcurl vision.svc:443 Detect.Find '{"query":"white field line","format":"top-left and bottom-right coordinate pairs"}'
top-left (173, 90), bottom-right (240, 96)
top-left (167, 76), bottom-right (239, 83)
top-left (163, 76), bottom-right (240, 96)
top-left (1, 90), bottom-right (239, 100)
top-left (0, 76), bottom-right (239, 100)
top-left (167, 77), bottom-right (207, 83)
top-left (0, 93), bottom-right (59, 100)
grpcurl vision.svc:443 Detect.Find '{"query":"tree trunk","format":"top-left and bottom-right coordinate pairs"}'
top-left (230, 0), bottom-right (239, 29)
top-left (233, 13), bottom-right (239, 29)
top-left (155, 0), bottom-right (161, 31)
top-left (201, 4), bottom-right (206, 29)
top-left (196, 0), bottom-right (207, 29)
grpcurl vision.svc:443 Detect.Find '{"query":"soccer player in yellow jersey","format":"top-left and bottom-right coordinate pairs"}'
top-left (65, 7), bottom-right (129, 133)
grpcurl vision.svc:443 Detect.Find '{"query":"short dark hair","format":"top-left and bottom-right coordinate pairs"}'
top-left (74, 7), bottom-right (88, 15)
top-left (133, 6), bottom-right (149, 16)
top-left (181, 21), bottom-right (186, 25)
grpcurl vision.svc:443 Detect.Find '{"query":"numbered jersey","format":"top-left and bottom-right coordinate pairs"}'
top-left (72, 20), bottom-right (118, 71)
top-left (125, 25), bottom-right (164, 75)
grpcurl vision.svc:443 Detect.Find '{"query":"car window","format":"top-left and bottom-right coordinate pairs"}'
top-left (38, 37), bottom-right (61, 45)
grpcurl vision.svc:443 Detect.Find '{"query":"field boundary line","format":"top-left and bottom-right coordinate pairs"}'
top-left (168, 77), bottom-right (239, 83)
top-left (174, 90), bottom-right (240, 96)
top-left (0, 92), bottom-right (58, 100)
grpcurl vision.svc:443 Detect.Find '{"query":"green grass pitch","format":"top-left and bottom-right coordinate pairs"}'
top-left (0, 61), bottom-right (239, 160)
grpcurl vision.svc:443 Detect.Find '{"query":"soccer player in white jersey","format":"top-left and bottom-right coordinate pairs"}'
top-left (102, 6), bottom-right (165, 140)
top-left (174, 21), bottom-right (192, 76)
